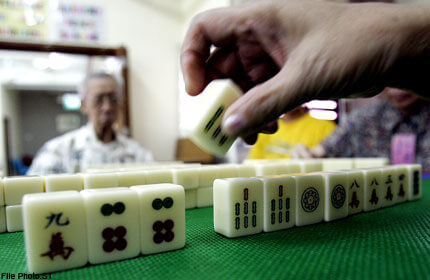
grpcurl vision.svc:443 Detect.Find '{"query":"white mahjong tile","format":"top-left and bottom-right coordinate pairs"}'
top-left (83, 173), bottom-right (119, 189)
top-left (197, 187), bottom-right (213, 208)
top-left (117, 170), bottom-right (146, 187)
top-left (254, 163), bottom-right (280, 176)
top-left (291, 174), bottom-right (324, 226)
top-left (0, 207), bottom-right (5, 233)
top-left (322, 158), bottom-right (354, 171)
top-left (298, 160), bottom-right (323, 172)
top-left (394, 165), bottom-right (409, 204)
top-left (343, 170), bottom-right (365, 215)
top-left (144, 169), bottom-right (173, 184)
top-left (360, 168), bottom-right (383, 212)
top-left (198, 166), bottom-right (219, 188)
top-left (380, 166), bottom-right (399, 208)
top-left (172, 168), bottom-right (199, 190)
top-left (45, 174), bottom-right (83, 192)
top-left (319, 172), bottom-right (348, 222)
top-left (4, 176), bottom-right (44, 206)
top-left (213, 178), bottom-right (264, 238)
top-left (23, 191), bottom-right (88, 273)
top-left (406, 164), bottom-right (422, 201)
top-left (130, 184), bottom-right (185, 255)
top-left (81, 188), bottom-right (140, 264)
top-left (353, 158), bottom-right (389, 168)
top-left (237, 164), bottom-right (257, 177)
top-left (257, 176), bottom-right (296, 232)
top-left (6, 205), bottom-right (23, 232)
top-left (284, 162), bottom-right (302, 174)
top-left (0, 178), bottom-right (4, 206)
top-left (185, 189), bottom-right (197, 209)
top-left (188, 79), bottom-right (242, 156)
top-left (217, 164), bottom-right (239, 179)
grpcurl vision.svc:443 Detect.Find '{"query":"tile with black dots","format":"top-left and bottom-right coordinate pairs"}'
top-left (130, 184), bottom-right (185, 255)
top-left (80, 188), bottom-right (140, 264)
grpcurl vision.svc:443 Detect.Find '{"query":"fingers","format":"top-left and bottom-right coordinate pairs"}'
top-left (243, 133), bottom-right (258, 145)
top-left (180, 8), bottom-right (240, 96)
top-left (222, 64), bottom-right (305, 137)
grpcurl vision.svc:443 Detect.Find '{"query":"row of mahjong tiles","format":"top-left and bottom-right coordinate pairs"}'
top-left (0, 158), bottom-right (389, 233)
top-left (16, 164), bottom-right (424, 273)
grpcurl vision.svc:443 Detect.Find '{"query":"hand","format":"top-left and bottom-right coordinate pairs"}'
top-left (181, 0), bottom-right (430, 139)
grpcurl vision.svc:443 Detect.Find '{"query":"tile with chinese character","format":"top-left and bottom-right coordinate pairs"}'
top-left (23, 191), bottom-right (88, 273)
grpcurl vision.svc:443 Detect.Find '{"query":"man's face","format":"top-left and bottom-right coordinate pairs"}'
top-left (384, 87), bottom-right (420, 112)
top-left (81, 77), bottom-right (120, 130)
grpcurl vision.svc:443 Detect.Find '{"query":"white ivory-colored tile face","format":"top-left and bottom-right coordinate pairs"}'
top-left (380, 166), bottom-right (399, 207)
top-left (130, 184), bottom-right (185, 255)
top-left (0, 207), bottom-right (5, 233)
top-left (4, 176), bottom-right (44, 205)
top-left (361, 169), bottom-right (383, 212)
top-left (237, 165), bottom-right (257, 177)
top-left (6, 205), bottom-right (23, 232)
top-left (407, 164), bottom-right (422, 201)
top-left (197, 187), bottom-right (213, 208)
top-left (22, 191), bottom-right (88, 274)
top-left (45, 174), bottom-right (83, 192)
top-left (217, 164), bottom-right (239, 179)
top-left (144, 170), bottom-right (173, 184)
top-left (213, 178), bottom-right (264, 238)
top-left (188, 79), bottom-right (242, 157)
top-left (117, 171), bottom-right (146, 187)
top-left (81, 189), bottom-right (140, 264)
top-left (185, 189), bottom-right (197, 209)
top-left (395, 166), bottom-right (409, 204)
top-left (0, 179), bottom-right (4, 206)
top-left (321, 173), bottom-right (348, 222)
top-left (299, 160), bottom-right (323, 173)
top-left (353, 158), bottom-right (389, 168)
top-left (172, 168), bottom-right (199, 190)
top-left (254, 163), bottom-right (279, 176)
top-left (345, 171), bottom-right (365, 215)
top-left (83, 173), bottom-right (119, 189)
top-left (258, 177), bottom-right (296, 232)
top-left (322, 159), bottom-right (354, 172)
top-left (285, 162), bottom-right (301, 174)
top-left (293, 174), bottom-right (324, 226)
top-left (198, 166), bottom-right (219, 188)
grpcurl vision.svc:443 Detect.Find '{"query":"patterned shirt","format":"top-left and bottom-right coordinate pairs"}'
top-left (28, 124), bottom-right (153, 175)
top-left (321, 99), bottom-right (430, 170)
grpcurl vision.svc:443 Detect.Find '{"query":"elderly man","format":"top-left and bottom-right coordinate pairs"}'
top-left (28, 72), bottom-right (153, 175)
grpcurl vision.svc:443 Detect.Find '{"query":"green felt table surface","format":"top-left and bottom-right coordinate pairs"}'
top-left (0, 180), bottom-right (429, 280)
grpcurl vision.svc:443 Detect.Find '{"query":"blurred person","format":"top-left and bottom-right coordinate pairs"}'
top-left (28, 73), bottom-right (153, 175)
top-left (291, 88), bottom-right (430, 170)
top-left (249, 106), bottom-right (336, 159)
top-left (180, 0), bottom-right (430, 143)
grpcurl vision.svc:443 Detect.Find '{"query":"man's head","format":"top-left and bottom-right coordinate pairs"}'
top-left (80, 72), bottom-right (122, 131)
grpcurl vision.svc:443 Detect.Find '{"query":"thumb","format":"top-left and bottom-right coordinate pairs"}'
top-left (222, 64), bottom-right (306, 137)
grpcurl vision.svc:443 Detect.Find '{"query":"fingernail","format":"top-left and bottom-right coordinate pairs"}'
top-left (223, 114), bottom-right (246, 135)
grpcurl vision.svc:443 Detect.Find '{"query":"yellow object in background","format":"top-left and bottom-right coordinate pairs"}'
top-left (249, 113), bottom-right (336, 159)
